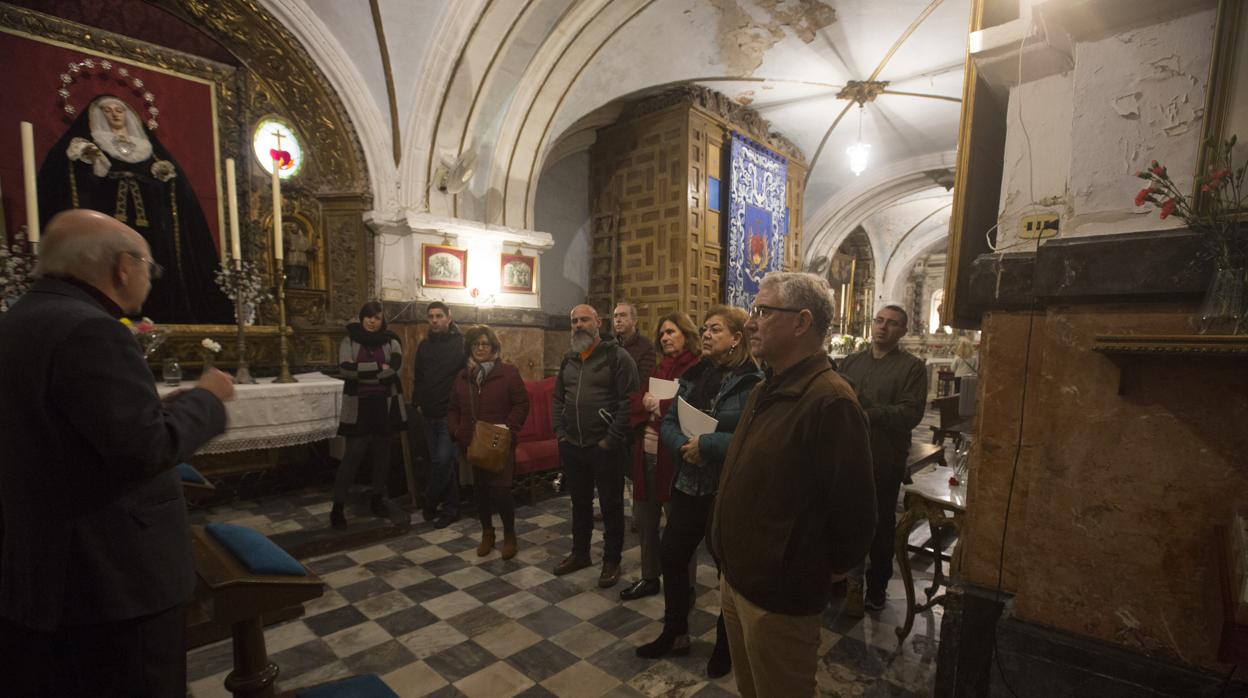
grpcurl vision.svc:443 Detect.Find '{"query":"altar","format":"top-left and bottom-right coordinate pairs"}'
top-left (158, 372), bottom-right (342, 457)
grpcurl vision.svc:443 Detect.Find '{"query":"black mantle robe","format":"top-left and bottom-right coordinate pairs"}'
top-left (36, 100), bottom-right (232, 324)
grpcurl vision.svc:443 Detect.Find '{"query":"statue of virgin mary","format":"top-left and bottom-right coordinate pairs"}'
top-left (37, 94), bottom-right (233, 324)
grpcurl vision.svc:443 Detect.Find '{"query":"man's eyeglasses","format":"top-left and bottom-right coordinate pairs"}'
top-left (125, 252), bottom-right (164, 280)
top-left (872, 316), bottom-right (904, 329)
top-left (748, 304), bottom-right (801, 320)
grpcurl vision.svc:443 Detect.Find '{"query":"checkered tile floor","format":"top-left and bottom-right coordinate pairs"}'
top-left (187, 488), bottom-right (945, 697)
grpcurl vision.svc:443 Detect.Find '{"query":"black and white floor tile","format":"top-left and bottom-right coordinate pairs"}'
top-left (188, 492), bottom-right (946, 698)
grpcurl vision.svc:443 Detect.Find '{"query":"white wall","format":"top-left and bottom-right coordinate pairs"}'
top-left (534, 152), bottom-right (591, 315)
top-left (994, 6), bottom-right (1216, 249)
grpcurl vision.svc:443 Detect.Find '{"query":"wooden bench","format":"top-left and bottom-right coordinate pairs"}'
top-left (188, 526), bottom-right (324, 698)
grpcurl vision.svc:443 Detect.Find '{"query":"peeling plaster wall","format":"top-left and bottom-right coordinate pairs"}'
top-left (997, 8), bottom-right (1215, 245)
top-left (535, 152), bottom-right (591, 315)
top-left (1067, 9), bottom-right (1214, 236)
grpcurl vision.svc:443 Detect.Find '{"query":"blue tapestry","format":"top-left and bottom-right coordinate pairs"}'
top-left (726, 133), bottom-right (788, 309)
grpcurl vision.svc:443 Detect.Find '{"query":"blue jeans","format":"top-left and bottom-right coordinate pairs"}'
top-left (423, 417), bottom-right (459, 517)
top-left (560, 441), bottom-right (625, 563)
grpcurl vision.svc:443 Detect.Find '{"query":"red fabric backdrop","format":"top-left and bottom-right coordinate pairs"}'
top-left (0, 29), bottom-right (221, 253)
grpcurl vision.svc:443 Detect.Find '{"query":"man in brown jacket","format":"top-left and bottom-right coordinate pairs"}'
top-left (711, 272), bottom-right (876, 698)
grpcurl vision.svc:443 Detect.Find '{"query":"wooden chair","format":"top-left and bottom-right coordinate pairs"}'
top-left (930, 394), bottom-right (970, 448)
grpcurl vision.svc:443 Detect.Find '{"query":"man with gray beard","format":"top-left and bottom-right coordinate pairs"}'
top-left (552, 304), bottom-right (639, 587)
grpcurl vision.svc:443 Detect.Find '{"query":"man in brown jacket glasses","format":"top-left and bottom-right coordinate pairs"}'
top-left (711, 271), bottom-right (876, 698)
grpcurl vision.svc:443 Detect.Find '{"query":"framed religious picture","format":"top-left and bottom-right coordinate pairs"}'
top-left (422, 243), bottom-right (467, 289)
top-left (500, 253), bottom-right (537, 294)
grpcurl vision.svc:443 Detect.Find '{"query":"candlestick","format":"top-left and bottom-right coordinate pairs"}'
top-left (226, 158), bottom-right (242, 269)
top-left (273, 267), bottom-right (296, 384)
top-left (20, 122), bottom-right (39, 245)
top-left (271, 161), bottom-right (283, 260)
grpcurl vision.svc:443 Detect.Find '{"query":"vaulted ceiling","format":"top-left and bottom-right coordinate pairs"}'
top-left (272, 0), bottom-right (969, 294)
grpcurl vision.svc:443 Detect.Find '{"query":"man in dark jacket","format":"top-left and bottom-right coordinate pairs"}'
top-left (711, 272), bottom-right (875, 698)
top-left (413, 301), bottom-right (465, 527)
top-left (553, 304), bottom-right (639, 588)
top-left (0, 210), bottom-right (233, 695)
top-left (838, 303), bottom-right (928, 614)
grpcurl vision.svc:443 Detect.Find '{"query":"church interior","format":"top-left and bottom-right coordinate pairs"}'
top-left (2, 0), bottom-right (1247, 695)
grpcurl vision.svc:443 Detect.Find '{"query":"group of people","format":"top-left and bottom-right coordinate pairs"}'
top-left (331, 271), bottom-right (928, 697)
top-left (0, 210), bottom-right (930, 697)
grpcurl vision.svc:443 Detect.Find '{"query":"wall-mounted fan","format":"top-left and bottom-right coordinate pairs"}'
top-left (433, 151), bottom-right (478, 195)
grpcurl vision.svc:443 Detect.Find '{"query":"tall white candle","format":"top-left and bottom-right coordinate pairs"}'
top-left (20, 122), bottom-right (39, 245)
top-left (839, 283), bottom-right (846, 319)
top-left (225, 158), bottom-right (242, 269)
top-left (271, 160), bottom-right (283, 261)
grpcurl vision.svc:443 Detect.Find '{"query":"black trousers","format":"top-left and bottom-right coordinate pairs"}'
top-left (1, 602), bottom-right (187, 697)
top-left (560, 441), bottom-right (625, 563)
top-left (866, 470), bottom-right (904, 593)
top-left (660, 489), bottom-right (715, 633)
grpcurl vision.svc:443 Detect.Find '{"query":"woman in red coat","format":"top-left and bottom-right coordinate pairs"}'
top-left (447, 325), bottom-right (530, 559)
top-left (620, 312), bottom-right (701, 601)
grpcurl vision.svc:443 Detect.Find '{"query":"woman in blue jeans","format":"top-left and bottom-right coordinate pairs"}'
top-left (636, 305), bottom-right (763, 679)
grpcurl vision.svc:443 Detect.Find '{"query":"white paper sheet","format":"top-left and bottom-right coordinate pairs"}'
top-left (677, 396), bottom-right (719, 438)
top-left (649, 377), bottom-right (679, 400)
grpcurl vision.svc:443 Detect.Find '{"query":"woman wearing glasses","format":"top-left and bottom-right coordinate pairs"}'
top-left (636, 305), bottom-right (763, 679)
top-left (331, 301), bottom-right (407, 529)
top-left (447, 325), bottom-right (529, 559)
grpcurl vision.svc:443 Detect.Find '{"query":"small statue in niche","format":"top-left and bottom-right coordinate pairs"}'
top-left (283, 220), bottom-right (316, 288)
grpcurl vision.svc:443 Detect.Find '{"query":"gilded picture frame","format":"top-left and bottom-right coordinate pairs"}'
top-left (422, 244), bottom-right (468, 289)
top-left (499, 253), bottom-right (537, 294)
top-left (1197, 0), bottom-right (1247, 212)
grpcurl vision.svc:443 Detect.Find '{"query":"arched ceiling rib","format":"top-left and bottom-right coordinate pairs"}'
top-left (286, 0), bottom-right (970, 262)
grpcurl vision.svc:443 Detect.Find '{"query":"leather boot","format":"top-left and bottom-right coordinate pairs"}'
top-left (477, 527), bottom-right (495, 557)
top-left (500, 531), bottom-right (518, 560)
top-left (330, 501), bottom-right (346, 530)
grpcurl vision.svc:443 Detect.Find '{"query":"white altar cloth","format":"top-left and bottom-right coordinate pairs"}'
top-left (158, 372), bottom-right (343, 455)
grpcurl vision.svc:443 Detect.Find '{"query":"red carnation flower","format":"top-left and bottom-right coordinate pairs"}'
top-left (1151, 164), bottom-right (1166, 177)
top-left (1159, 198), bottom-right (1177, 219)
top-left (1134, 187), bottom-right (1154, 206)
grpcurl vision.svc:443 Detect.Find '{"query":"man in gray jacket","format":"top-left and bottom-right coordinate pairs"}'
top-left (553, 304), bottom-right (639, 588)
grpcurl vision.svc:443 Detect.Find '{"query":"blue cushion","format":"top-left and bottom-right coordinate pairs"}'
top-left (177, 462), bottom-right (207, 485)
top-left (296, 674), bottom-right (398, 698)
top-left (204, 523), bottom-right (306, 576)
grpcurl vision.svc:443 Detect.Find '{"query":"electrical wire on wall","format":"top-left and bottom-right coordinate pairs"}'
top-left (985, 13), bottom-right (1050, 698)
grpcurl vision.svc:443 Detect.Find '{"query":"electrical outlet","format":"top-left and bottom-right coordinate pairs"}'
top-left (1019, 214), bottom-right (1059, 239)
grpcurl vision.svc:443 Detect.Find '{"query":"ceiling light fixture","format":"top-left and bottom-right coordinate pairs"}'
top-left (846, 104), bottom-right (870, 176)
top-left (836, 80), bottom-right (888, 177)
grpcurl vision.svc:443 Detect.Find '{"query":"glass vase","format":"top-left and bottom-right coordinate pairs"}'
top-left (1198, 267), bottom-right (1247, 335)
top-left (162, 357), bottom-right (182, 386)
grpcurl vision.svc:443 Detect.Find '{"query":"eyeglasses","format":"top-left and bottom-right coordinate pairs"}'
top-left (872, 316), bottom-right (904, 329)
top-left (748, 304), bottom-right (801, 320)
top-left (125, 252), bottom-right (163, 279)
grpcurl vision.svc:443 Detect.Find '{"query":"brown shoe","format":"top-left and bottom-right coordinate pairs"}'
top-left (477, 527), bottom-right (495, 557)
top-left (500, 531), bottom-right (518, 560)
top-left (598, 561), bottom-right (621, 588)
top-left (554, 554), bottom-right (592, 576)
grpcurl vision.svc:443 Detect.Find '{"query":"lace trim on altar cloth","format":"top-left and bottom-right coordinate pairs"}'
top-left (195, 425), bottom-right (341, 456)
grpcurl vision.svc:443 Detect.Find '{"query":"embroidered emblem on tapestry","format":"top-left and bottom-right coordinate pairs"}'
top-left (725, 133), bottom-right (788, 309)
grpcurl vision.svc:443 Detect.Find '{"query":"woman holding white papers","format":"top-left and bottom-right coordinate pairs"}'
top-left (622, 313), bottom-right (700, 603)
top-left (637, 306), bottom-right (763, 679)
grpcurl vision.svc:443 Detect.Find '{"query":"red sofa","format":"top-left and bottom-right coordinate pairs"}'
top-left (514, 376), bottom-right (560, 501)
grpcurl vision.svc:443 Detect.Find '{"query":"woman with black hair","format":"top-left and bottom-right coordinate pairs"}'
top-left (331, 301), bottom-right (407, 529)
